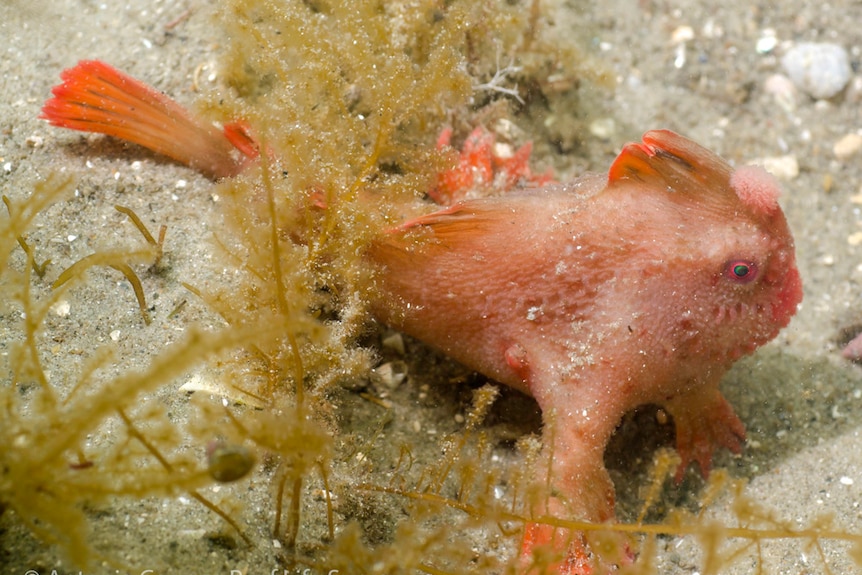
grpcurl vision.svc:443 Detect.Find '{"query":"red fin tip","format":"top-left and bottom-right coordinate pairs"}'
top-left (41, 60), bottom-right (248, 179)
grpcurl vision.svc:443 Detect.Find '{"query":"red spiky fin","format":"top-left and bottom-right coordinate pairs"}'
top-left (223, 120), bottom-right (261, 161)
top-left (608, 130), bottom-right (783, 219)
top-left (607, 130), bottom-right (736, 202)
top-left (41, 60), bottom-right (253, 179)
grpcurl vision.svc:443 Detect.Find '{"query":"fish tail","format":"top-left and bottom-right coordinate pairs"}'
top-left (41, 60), bottom-right (249, 179)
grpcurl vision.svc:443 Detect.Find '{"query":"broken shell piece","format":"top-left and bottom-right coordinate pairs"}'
top-left (370, 360), bottom-right (408, 389)
top-left (381, 331), bottom-right (405, 356)
top-left (180, 373), bottom-right (264, 408)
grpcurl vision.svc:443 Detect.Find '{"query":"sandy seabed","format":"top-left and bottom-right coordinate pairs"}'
top-left (2, 1), bottom-right (862, 574)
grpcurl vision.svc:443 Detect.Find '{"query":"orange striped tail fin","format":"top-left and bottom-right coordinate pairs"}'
top-left (41, 60), bottom-right (252, 179)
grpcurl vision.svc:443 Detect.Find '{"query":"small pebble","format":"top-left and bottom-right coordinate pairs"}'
top-left (763, 74), bottom-right (797, 112)
top-left (822, 173), bottom-right (834, 193)
top-left (588, 118), bottom-right (616, 140)
top-left (51, 300), bottom-right (71, 317)
top-left (752, 155), bottom-right (799, 180)
top-left (756, 30), bottom-right (778, 55)
top-left (207, 441), bottom-right (255, 482)
top-left (671, 25), bottom-right (694, 45)
top-left (701, 19), bottom-right (723, 39)
top-left (846, 76), bottom-right (862, 104)
top-left (781, 42), bottom-right (851, 100)
top-left (833, 133), bottom-right (862, 160)
top-left (493, 142), bottom-right (514, 159)
top-left (493, 117), bottom-right (523, 141)
top-left (673, 43), bottom-right (687, 69)
top-left (312, 489), bottom-right (336, 501)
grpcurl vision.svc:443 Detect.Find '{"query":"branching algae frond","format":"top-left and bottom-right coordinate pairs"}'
top-left (196, 0), bottom-right (534, 564)
top-left (0, 174), bottom-right (284, 567)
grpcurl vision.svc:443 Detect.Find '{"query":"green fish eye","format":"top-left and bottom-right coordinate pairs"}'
top-left (725, 260), bottom-right (758, 283)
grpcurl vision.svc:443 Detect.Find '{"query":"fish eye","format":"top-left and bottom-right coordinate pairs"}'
top-left (724, 260), bottom-right (758, 283)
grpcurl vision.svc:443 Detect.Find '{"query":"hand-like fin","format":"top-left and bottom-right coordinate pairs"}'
top-left (389, 203), bottom-right (476, 235)
top-left (373, 202), bottom-right (491, 268)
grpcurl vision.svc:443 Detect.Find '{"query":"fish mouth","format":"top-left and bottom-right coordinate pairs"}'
top-left (708, 264), bottom-right (802, 360)
top-left (770, 266), bottom-right (803, 327)
top-left (714, 300), bottom-right (764, 324)
top-left (712, 261), bottom-right (802, 328)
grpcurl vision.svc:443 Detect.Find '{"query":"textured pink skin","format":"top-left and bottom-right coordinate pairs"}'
top-left (371, 131), bottom-right (803, 572)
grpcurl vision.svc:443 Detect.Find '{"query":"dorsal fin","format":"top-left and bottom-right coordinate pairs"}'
top-left (607, 130), bottom-right (734, 198)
